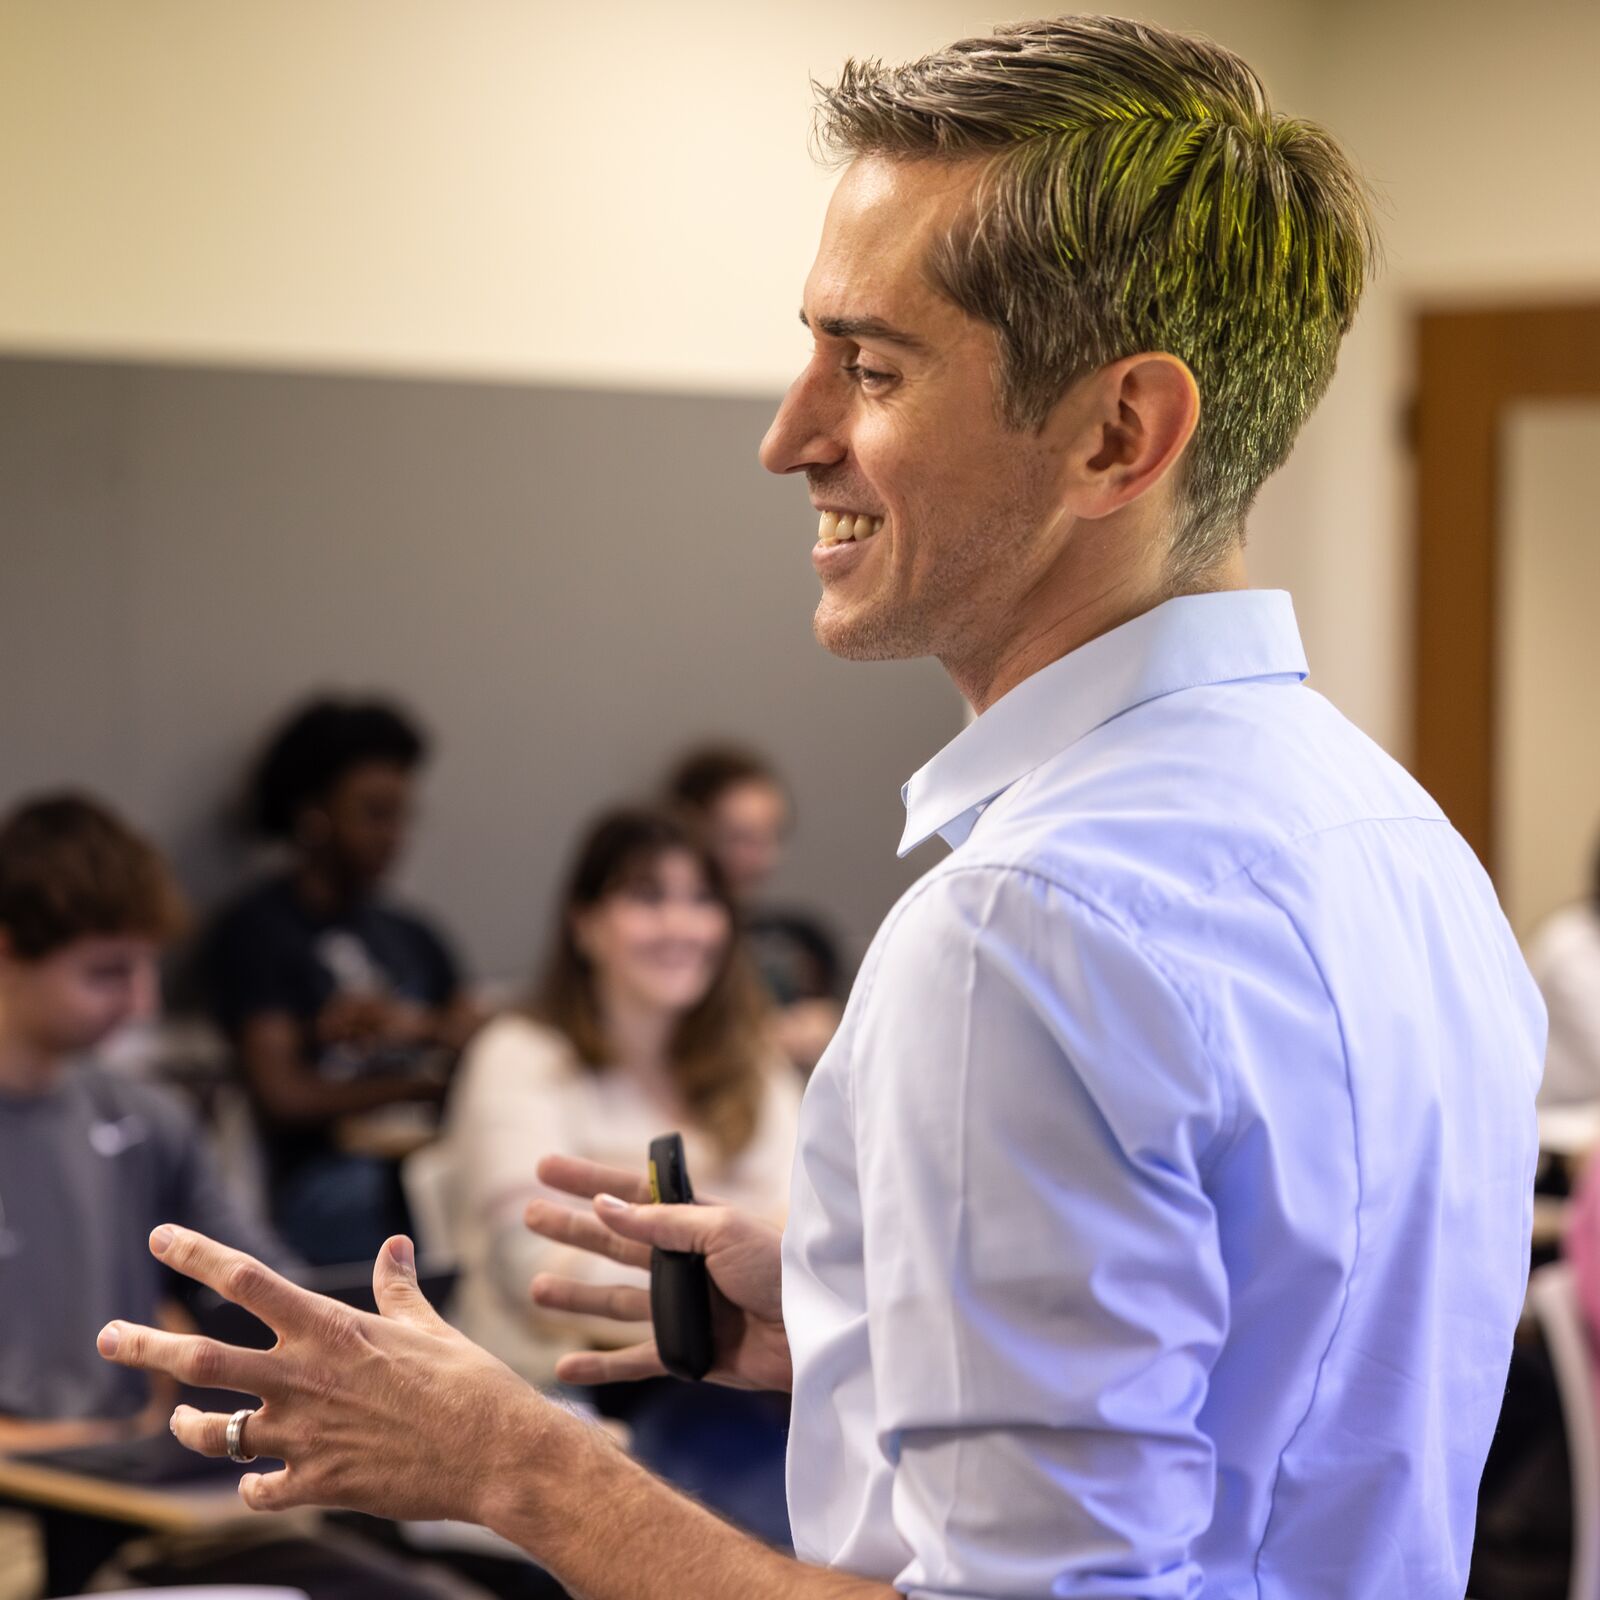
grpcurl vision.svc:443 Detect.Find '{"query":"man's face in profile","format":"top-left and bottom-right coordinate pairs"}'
top-left (760, 156), bottom-right (1078, 675)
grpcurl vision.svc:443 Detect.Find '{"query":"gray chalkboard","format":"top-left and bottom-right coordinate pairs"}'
top-left (0, 354), bottom-right (963, 980)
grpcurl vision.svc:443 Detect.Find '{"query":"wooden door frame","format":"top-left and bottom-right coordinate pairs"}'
top-left (1413, 300), bottom-right (1600, 878)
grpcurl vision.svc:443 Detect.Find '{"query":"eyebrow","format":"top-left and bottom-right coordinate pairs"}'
top-left (799, 308), bottom-right (930, 354)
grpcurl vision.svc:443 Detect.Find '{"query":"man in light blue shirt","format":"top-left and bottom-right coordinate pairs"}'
top-left (780, 586), bottom-right (1543, 1596)
top-left (101, 16), bottom-right (1545, 1600)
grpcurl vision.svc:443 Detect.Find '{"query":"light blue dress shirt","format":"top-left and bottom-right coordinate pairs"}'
top-left (782, 589), bottom-right (1545, 1599)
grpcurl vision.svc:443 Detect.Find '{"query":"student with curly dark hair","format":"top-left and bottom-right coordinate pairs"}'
top-left (205, 696), bottom-right (483, 1265)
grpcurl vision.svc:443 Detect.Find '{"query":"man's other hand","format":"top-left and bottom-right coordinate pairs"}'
top-left (526, 1155), bottom-right (792, 1393)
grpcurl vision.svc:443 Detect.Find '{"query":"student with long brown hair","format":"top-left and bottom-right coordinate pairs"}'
top-left (442, 805), bottom-right (800, 1541)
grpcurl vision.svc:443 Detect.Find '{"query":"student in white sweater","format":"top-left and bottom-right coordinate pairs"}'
top-left (443, 806), bottom-right (801, 1540)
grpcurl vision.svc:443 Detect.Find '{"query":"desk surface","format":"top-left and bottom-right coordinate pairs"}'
top-left (0, 1454), bottom-right (246, 1531)
top-left (334, 1105), bottom-right (438, 1161)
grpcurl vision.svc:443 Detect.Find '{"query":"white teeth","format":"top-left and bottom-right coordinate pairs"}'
top-left (817, 511), bottom-right (883, 546)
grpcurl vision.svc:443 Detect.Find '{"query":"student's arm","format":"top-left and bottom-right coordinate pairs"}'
top-left (0, 1413), bottom-right (130, 1454)
top-left (364, 991), bottom-right (485, 1056)
top-left (424, 991), bottom-right (487, 1054)
top-left (238, 1012), bottom-right (446, 1127)
top-left (402, 920), bottom-right (485, 1054)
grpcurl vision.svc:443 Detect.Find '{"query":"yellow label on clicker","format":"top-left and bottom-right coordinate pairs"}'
top-left (648, 1159), bottom-right (661, 1204)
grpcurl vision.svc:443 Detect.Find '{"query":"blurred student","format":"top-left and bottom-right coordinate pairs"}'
top-left (206, 697), bottom-right (483, 1265)
top-left (1528, 834), bottom-right (1600, 1106)
top-left (0, 793), bottom-right (285, 1455)
top-left (444, 806), bottom-right (800, 1543)
top-left (664, 744), bottom-right (843, 1074)
top-left (0, 795), bottom-right (507, 1600)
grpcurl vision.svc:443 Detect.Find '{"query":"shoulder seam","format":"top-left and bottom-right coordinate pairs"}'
top-left (950, 811), bottom-right (1455, 937)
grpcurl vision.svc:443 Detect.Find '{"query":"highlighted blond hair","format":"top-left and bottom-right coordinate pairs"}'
top-left (815, 15), bottom-right (1378, 580)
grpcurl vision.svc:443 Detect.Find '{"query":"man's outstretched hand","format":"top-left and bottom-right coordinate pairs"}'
top-left (96, 1226), bottom-right (544, 1522)
top-left (525, 1154), bottom-right (792, 1393)
top-left (94, 1218), bottom-right (889, 1600)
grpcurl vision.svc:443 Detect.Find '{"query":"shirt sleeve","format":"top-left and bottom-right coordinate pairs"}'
top-left (851, 864), bottom-right (1230, 1600)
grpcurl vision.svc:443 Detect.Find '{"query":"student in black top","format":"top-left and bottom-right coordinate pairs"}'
top-left (663, 744), bottom-right (844, 1076)
top-left (206, 697), bottom-right (483, 1265)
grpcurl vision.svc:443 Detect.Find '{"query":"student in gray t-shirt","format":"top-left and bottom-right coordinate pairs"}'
top-left (0, 1062), bottom-right (289, 1429)
top-left (1, 798), bottom-right (505, 1600)
top-left (0, 792), bottom-right (290, 1454)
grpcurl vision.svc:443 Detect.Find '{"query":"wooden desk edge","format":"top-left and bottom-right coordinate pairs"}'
top-left (0, 1455), bottom-right (246, 1530)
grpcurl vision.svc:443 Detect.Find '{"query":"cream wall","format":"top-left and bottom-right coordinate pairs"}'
top-left (1497, 403), bottom-right (1600, 939)
top-left (0, 0), bottom-right (1316, 390)
top-left (3, 0), bottom-right (1599, 761)
top-left (1285, 0), bottom-right (1600, 756)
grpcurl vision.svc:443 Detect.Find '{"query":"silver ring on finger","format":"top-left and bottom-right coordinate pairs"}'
top-left (225, 1407), bottom-right (259, 1464)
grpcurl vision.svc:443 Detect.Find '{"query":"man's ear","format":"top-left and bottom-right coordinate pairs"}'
top-left (1064, 352), bottom-right (1200, 521)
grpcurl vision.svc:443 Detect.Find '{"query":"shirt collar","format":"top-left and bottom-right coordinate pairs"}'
top-left (898, 589), bottom-right (1309, 856)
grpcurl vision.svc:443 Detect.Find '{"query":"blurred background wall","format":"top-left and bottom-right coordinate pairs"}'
top-left (1, 0), bottom-right (1597, 972)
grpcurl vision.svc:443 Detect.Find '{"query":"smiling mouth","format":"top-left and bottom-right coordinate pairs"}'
top-left (817, 510), bottom-right (883, 547)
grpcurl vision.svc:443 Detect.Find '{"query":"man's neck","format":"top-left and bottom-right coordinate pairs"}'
top-left (948, 535), bottom-right (1249, 714)
top-left (0, 1021), bottom-right (65, 1097)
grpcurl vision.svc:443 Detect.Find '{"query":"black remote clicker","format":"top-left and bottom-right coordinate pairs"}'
top-left (647, 1132), bottom-right (715, 1381)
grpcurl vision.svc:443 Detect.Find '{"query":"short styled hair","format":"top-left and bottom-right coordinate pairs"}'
top-left (250, 696), bottom-right (428, 839)
top-left (814, 15), bottom-right (1378, 578)
top-left (0, 793), bottom-right (184, 960)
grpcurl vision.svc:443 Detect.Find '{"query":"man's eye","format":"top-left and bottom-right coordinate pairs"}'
top-left (842, 362), bottom-right (895, 392)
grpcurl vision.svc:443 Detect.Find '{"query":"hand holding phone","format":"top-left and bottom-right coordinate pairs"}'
top-left (647, 1133), bottom-right (715, 1380)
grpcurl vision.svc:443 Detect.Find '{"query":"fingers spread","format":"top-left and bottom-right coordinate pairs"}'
top-left (149, 1225), bottom-right (321, 1336)
top-left (553, 1341), bottom-right (666, 1387)
top-left (97, 1323), bottom-right (276, 1400)
top-left (524, 1199), bottom-right (651, 1270)
top-left (531, 1275), bottom-right (651, 1324)
top-left (535, 1154), bottom-right (653, 1205)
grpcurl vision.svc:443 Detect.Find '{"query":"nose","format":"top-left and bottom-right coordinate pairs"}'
top-left (759, 365), bottom-right (847, 477)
